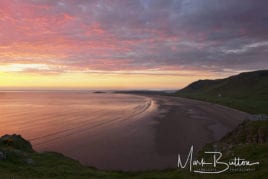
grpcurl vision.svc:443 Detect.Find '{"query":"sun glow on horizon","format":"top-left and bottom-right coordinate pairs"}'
top-left (0, 1), bottom-right (265, 90)
top-left (0, 68), bottom-right (221, 90)
top-left (0, 63), bottom-right (51, 72)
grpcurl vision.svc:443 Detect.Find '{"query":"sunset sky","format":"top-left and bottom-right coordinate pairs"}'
top-left (0, 0), bottom-right (267, 90)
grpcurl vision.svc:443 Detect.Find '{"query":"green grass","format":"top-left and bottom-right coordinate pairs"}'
top-left (197, 120), bottom-right (268, 178)
top-left (197, 143), bottom-right (268, 178)
top-left (1, 148), bottom-right (267, 179)
top-left (1, 70), bottom-right (267, 178)
top-left (0, 125), bottom-right (267, 179)
top-left (176, 93), bottom-right (268, 114)
top-left (176, 70), bottom-right (268, 114)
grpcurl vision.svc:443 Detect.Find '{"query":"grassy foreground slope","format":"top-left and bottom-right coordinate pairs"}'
top-left (0, 129), bottom-right (267, 178)
top-left (176, 70), bottom-right (268, 114)
top-left (0, 70), bottom-right (267, 178)
top-left (0, 133), bottom-right (267, 179)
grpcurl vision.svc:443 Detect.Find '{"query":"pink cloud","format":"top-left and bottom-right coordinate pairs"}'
top-left (0, 0), bottom-right (266, 74)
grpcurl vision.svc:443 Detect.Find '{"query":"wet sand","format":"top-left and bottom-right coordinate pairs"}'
top-left (59, 95), bottom-right (249, 171)
top-left (0, 92), bottom-right (250, 171)
top-left (151, 95), bottom-right (249, 163)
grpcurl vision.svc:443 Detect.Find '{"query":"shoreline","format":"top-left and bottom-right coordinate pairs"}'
top-left (145, 95), bottom-right (250, 170)
top-left (1, 94), bottom-right (266, 178)
top-left (151, 96), bottom-right (250, 151)
top-left (67, 94), bottom-right (250, 171)
top-left (71, 93), bottom-right (250, 171)
top-left (0, 92), bottom-right (250, 171)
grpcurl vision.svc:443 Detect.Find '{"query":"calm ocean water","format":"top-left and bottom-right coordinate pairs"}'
top-left (0, 91), bottom-right (246, 171)
top-left (0, 91), bottom-right (158, 170)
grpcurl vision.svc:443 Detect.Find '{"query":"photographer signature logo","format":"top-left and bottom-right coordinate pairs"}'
top-left (177, 146), bottom-right (260, 174)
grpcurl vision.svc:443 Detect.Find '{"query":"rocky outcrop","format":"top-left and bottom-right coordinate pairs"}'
top-left (0, 134), bottom-right (34, 152)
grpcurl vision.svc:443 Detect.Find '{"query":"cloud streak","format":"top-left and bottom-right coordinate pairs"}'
top-left (0, 0), bottom-right (267, 75)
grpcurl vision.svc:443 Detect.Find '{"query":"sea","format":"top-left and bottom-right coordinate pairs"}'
top-left (0, 91), bottom-right (159, 170)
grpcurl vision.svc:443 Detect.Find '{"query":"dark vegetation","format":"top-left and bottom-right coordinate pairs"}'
top-left (0, 124), bottom-right (267, 178)
top-left (176, 70), bottom-right (268, 114)
top-left (1, 70), bottom-right (267, 178)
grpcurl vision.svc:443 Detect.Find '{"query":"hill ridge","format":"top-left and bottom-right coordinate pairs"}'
top-left (176, 70), bottom-right (268, 114)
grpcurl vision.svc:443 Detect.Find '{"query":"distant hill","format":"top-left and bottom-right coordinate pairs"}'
top-left (176, 70), bottom-right (268, 114)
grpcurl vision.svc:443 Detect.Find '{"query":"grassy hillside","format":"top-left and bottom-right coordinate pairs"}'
top-left (199, 120), bottom-right (268, 177)
top-left (0, 131), bottom-right (267, 178)
top-left (176, 70), bottom-right (268, 114)
top-left (0, 70), bottom-right (267, 178)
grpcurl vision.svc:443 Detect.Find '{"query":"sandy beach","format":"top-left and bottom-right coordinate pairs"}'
top-left (60, 94), bottom-right (249, 171)
top-left (151, 95), bottom-right (250, 163)
top-left (0, 92), bottom-right (250, 171)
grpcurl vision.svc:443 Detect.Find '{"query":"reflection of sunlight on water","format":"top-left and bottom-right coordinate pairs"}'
top-left (0, 92), bottom-right (156, 149)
